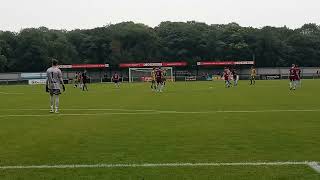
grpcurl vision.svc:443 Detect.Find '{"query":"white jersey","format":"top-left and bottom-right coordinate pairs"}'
top-left (46, 67), bottom-right (63, 90)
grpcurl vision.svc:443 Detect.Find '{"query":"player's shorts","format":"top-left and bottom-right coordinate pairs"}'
top-left (156, 78), bottom-right (163, 84)
top-left (289, 76), bottom-right (295, 81)
top-left (113, 80), bottom-right (119, 83)
top-left (49, 89), bottom-right (61, 95)
top-left (151, 80), bottom-right (156, 84)
top-left (250, 76), bottom-right (255, 80)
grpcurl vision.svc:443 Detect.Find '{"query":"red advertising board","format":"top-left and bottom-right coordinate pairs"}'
top-left (120, 62), bottom-right (187, 68)
top-left (58, 64), bottom-right (109, 69)
top-left (197, 61), bottom-right (254, 66)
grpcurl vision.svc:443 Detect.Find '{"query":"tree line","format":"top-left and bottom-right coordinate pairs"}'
top-left (0, 21), bottom-right (320, 72)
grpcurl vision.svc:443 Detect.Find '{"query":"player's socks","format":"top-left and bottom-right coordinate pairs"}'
top-left (160, 84), bottom-right (164, 92)
top-left (54, 95), bottom-right (59, 112)
top-left (293, 81), bottom-right (297, 90)
top-left (50, 95), bottom-right (54, 113)
top-left (83, 85), bottom-right (87, 91)
top-left (50, 105), bottom-right (54, 113)
top-left (50, 95), bottom-right (54, 111)
top-left (226, 81), bottom-right (230, 88)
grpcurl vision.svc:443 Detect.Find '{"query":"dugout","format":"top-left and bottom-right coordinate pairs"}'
top-left (196, 61), bottom-right (255, 80)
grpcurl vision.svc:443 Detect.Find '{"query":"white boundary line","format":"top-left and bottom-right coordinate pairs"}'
top-left (0, 109), bottom-right (320, 118)
top-left (1, 108), bottom-right (320, 113)
top-left (0, 161), bottom-right (316, 170)
top-left (0, 108), bottom-right (158, 112)
top-left (0, 112), bottom-right (161, 118)
top-left (308, 162), bottom-right (320, 173)
top-left (0, 92), bottom-right (24, 95)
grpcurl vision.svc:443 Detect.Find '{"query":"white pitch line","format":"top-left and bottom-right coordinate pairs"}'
top-left (0, 112), bottom-right (162, 118)
top-left (308, 162), bottom-right (320, 173)
top-left (0, 92), bottom-right (24, 95)
top-left (0, 108), bottom-right (158, 112)
top-left (1, 108), bottom-right (320, 114)
top-left (0, 109), bottom-right (320, 118)
top-left (214, 109), bottom-right (320, 113)
top-left (0, 161), bottom-right (313, 170)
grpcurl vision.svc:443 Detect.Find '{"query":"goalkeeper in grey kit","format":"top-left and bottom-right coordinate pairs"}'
top-left (46, 59), bottom-right (65, 113)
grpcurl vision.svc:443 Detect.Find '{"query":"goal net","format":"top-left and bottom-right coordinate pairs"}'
top-left (129, 67), bottom-right (174, 83)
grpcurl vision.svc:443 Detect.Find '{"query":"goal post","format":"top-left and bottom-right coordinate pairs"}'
top-left (129, 67), bottom-right (174, 83)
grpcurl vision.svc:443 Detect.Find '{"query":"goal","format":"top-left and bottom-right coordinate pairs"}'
top-left (129, 67), bottom-right (174, 83)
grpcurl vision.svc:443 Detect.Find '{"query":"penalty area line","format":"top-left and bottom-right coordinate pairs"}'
top-left (0, 161), bottom-right (315, 170)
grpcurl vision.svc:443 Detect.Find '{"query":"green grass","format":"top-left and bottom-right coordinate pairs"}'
top-left (0, 80), bottom-right (319, 180)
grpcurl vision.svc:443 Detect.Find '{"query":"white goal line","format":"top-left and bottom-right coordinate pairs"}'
top-left (0, 161), bottom-right (319, 171)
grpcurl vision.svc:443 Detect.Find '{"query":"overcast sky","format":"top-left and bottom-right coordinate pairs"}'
top-left (0, 0), bottom-right (319, 31)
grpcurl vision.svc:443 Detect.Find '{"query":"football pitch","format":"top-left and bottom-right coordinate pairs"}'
top-left (0, 80), bottom-right (319, 180)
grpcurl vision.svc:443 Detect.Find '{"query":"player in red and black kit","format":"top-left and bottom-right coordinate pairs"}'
top-left (81, 70), bottom-right (89, 91)
top-left (224, 67), bottom-right (231, 88)
top-left (155, 67), bottom-right (164, 92)
top-left (295, 65), bottom-right (302, 87)
top-left (112, 73), bottom-right (120, 88)
top-left (231, 68), bottom-right (238, 86)
top-left (289, 64), bottom-right (297, 90)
